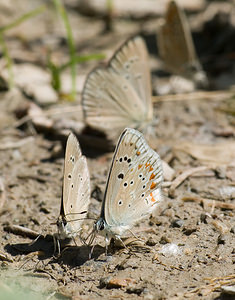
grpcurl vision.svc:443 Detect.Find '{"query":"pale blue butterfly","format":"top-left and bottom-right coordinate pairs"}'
top-left (91, 128), bottom-right (163, 250)
top-left (55, 133), bottom-right (90, 252)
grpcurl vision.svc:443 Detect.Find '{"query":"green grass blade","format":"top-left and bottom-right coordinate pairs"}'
top-left (0, 5), bottom-right (45, 33)
top-left (53, 0), bottom-right (76, 101)
top-left (0, 33), bottom-right (14, 89)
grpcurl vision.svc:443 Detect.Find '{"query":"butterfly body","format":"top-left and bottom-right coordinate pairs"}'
top-left (93, 128), bottom-right (163, 244)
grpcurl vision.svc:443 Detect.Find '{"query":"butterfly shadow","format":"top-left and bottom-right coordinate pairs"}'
top-left (54, 244), bottom-right (104, 267)
top-left (4, 235), bottom-right (55, 260)
top-left (78, 126), bottom-right (114, 158)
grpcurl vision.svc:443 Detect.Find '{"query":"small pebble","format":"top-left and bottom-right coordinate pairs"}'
top-left (171, 219), bottom-right (184, 228)
top-left (159, 235), bottom-right (171, 244)
top-left (230, 226), bottom-right (235, 234)
top-left (146, 236), bottom-right (157, 246)
top-left (217, 234), bottom-right (226, 245)
top-left (126, 286), bottom-right (144, 295)
top-left (182, 226), bottom-right (197, 236)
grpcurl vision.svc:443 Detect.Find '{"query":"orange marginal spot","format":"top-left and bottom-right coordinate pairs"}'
top-left (150, 173), bottom-right (155, 180)
top-left (150, 192), bottom-right (155, 202)
top-left (145, 162), bottom-right (150, 168)
top-left (136, 151), bottom-right (140, 156)
top-left (150, 182), bottom-right (157, 189)
top-left (149, 166), bottom-right (153, 172)
top-left (138, 164), bottom-right (142, 169)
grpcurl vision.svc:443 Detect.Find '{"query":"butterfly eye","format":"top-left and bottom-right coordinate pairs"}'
top-left (68, 174), bottom-right (72, 179)
top-left (71, 184), bottom-right (74, 189)
top-left (143, 185), bottom-right (146, 189)
top-left (139, 174), bottom-right (142, 178)
top-left (130, 180), bottom-right (134, 185)
top-left (119, 157), bottom-right (123, 162)
top-left (70, 204), bottom-right (73, 208)
top-left (123, 182), bottom-right (128, 187)
top-left (124, 156), bottom-right (127, 161)
top-left (141, 193), bottom-right (145, 197)
top-left (127, 158), bottom-right (131, 163)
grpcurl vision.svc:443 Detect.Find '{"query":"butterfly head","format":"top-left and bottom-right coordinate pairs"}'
top-left (94, 218), bottom-right (106, 232)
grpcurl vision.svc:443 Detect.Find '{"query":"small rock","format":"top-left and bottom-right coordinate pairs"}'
top-left (221, 285), bottom-right (235, 295)
top-left (116, 258), bottom-right (138, 270)
top-left (149, 216), bottom-right (162, 226)
top-left (171, 219), bottom-right (184, 228)
top-left (126, 286), bottom-right (144, 295)
top-left (230, 226), bottom-right (235, 234)
top-left (99, 276), bottom-right (136, 289)
top-left (200, 213), bottom-right (209, 224)
top-left (159, 243), bottom-right (182, 256)
top-left (159, 235), bottom-right (171, 244)
top-left (182, 226), bottom-right (197, 236)
top-left (146, 236), bottom-right (157, 246)
top-left (217, 234), bottom-right (226, 245)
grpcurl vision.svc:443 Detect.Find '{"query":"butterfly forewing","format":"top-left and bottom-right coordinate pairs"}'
top-left (158, 0), bottom-right (198, 76)
top-left (103, 128), bottom-right (163, 229)
top-left (65, 156), bottom-right (90, 233)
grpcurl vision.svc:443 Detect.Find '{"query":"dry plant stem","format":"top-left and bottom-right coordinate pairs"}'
top-left (0, 251), bottom-right (14, 263)
top-left (152, 90), bottom-right (233, 103)
top-left (183, 274), bottom-right (235, 297)
top-left (4, 225), bottom-right (40, 239)
top-left (182, 195), bottom-right (235, 210)
top-left (169, 166), bottom-right (208, 196)
top-left (0, 178), bottom-right (5, 212)
top-left (0, 137), bottom-right (34, 150)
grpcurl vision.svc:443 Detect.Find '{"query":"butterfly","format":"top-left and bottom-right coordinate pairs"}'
top-left (91, 128), bottom-right (163, 249)
top-left (82, 36), bottom-right (153, 141)
top-left (55, 133), bottom-right (90, 250)
top-left (157, 0), bottom-right (208, 88)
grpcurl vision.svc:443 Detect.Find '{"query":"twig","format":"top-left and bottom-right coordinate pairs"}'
top-left (182, 195), bottom-right (235, 210)
top-left (0, 136), bottom-right (34, 150)
top-left (169, 166), bottom-right (208, 197)
top-left (4, 224), bottom-right (40, 239)
top-left (0, 177), bottom-right (5, 212)
top-left (0, 251), bottom-right (14, 263)
top-left (152, 90), bottom-right (233, 103)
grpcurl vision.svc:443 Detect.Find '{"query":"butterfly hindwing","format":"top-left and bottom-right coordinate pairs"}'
top-left (158, 0), bottom-right (197, 76)
top-left (65, 155), bottom-right (90, 233)
top-left (60, 133), bottom-right (90, 237)
top-left (103, 128), bottom-right (163, 234)
top-left (82, 36), bottom-right (153, 139)
top-left (109, 36), bottom-right (152, 119)
top-left (62, 133), bottom-right (82, 209)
